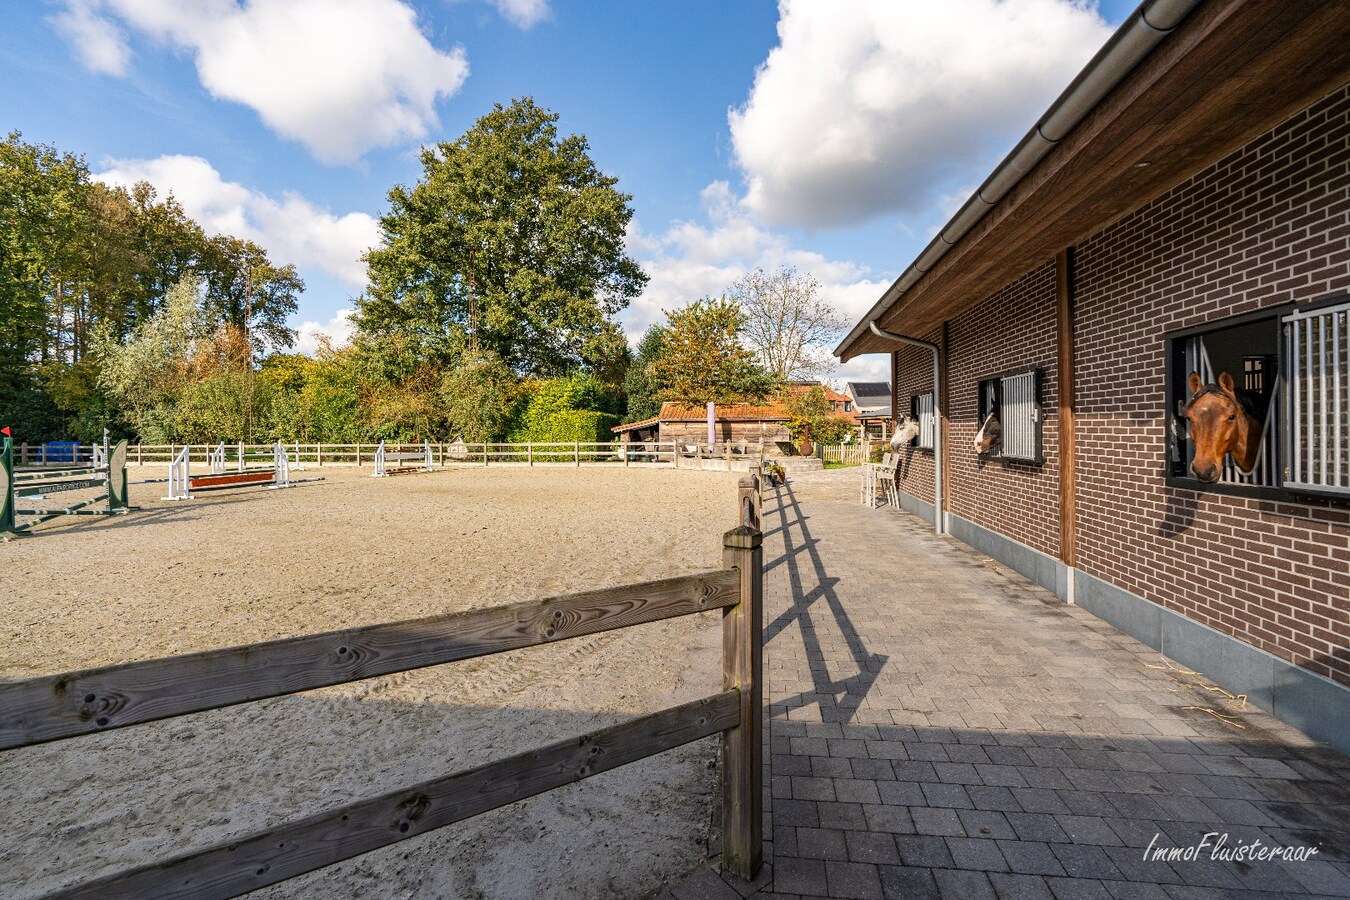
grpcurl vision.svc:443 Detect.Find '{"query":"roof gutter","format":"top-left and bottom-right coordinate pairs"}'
top-left (869, 322), bottom-right (944, 534)
top-left (836, 0), bottom-right (1203, 362)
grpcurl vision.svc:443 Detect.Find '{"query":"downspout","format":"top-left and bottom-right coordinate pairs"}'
top-left (869, 321), bottom-right (944, 535)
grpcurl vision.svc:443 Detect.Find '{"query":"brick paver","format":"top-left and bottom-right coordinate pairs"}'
top-left (656, 471), bottom-right (1350, 899)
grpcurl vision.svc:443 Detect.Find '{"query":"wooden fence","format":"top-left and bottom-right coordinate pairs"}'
top-left (815, 442), bottom-right (871, 465)
top-left (0, 480), bottom-right (766, 897)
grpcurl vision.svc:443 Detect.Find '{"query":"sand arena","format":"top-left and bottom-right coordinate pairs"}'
top-left (1, 464), bottom-right (743, 898)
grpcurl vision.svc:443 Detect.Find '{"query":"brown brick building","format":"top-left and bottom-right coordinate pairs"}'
top-left (837, 2), bottom-right (1350, 754)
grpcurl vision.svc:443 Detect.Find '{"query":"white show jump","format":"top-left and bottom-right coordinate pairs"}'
top-left (164, 442), bottom-right (294, 501)
top-left (371, 441), bottom-right (434, 477)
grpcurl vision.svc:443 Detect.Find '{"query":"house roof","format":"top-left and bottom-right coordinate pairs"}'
top-left (611, 402), bottom-right (791, 433)
top-left (657, 401), bottom-right (793, 422)
top-left (835, 1), bottom-right (1350, 360)
top-left (613, 384), bottom-right (857, 432)
top-left (846, 381), bottom-right (892, 412)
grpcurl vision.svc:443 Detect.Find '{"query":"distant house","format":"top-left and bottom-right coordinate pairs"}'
top-left (612, 384), bottom-right (849, 453)
top-left (845, 381), bottom-right (892, 439)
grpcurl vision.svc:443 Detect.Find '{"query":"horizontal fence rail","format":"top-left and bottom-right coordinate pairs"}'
top-left (2, 514), bottom-right (765, 895)
top-left (57, 692), bottom-right (742, 900)
top-left (100, 441), bottom-right (681, 468)
top-left (13, 441), bottom-right (782, 470)
top-left (0, 569), bottom-right (740, 751)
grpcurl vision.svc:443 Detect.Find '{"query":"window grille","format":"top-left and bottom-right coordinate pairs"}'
top-left (912, 392), bottom-right (936, 450)
top-left (1000, 370), bottom-right (1040, 462)
top-left (977, 369), bottom-right (1043, 463)
top-left (1283, 300), bottom-right (1350, 497)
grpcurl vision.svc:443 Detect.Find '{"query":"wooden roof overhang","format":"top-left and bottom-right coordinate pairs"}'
top-left (837, 0), bottom-right (1350, 361)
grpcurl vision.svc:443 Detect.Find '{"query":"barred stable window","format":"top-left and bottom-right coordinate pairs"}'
top-left (911, 392), bottom-right (936, 450)
top-left (977, 368), bottom-right (1044, 464)
top-left (1284, 300), bottom-right (1350, 497)
top-left (1166, 295), bottom-right (1349, 499)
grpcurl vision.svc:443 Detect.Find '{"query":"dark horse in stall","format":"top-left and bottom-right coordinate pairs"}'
top-left (973, 409), bottom-right (1001, 456)
top-left (1176, 370), bottom-right (1264, 483)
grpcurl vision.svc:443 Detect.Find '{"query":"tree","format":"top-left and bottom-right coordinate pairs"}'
top-left (729, 266), bottom-right (848, 381)
top-left (623, 324), bottom-right (668, 421)
top-left (783, 384), bottom-right (854, 447)
top-left (0, 132), bottom-right (90, 434)
top-left (200, 235), bottom-right (302, 353)
top-left (95, 276), bottom-right (207, 442)
top-left (357, 97), bottom-right (647, 375)
top-left (440, 352), bottom-right (521, 442)
top-left (647, 298), bottom-right (774, 405)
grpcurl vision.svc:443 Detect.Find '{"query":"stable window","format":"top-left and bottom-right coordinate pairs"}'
top-left (1166, 295), bottom-right (1350, 499)
top-left (977, 368), bottom-right (1044, 464)
top-left (911, 392), bottom-right (936, 450)
top-left (1284, 300), bottom-right (1350, 497)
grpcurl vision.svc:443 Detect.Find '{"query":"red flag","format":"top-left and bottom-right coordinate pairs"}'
top-left (0, 426), bottom-right (10, 437)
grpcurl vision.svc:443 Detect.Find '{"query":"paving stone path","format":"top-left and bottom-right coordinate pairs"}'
top-left (657, 469), bottom-right (1350, 900)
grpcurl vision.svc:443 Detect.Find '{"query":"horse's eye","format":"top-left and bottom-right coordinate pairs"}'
top-left (1227, 414), bottom-right (1236, 422)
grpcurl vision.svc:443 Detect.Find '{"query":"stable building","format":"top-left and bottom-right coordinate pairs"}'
top-left (836, 1), bottom-right (1350, 753)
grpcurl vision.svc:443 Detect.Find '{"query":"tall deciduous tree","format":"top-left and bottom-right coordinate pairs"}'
top-left (357, 97), bottom-right (647, 375)
top-left (729, 266), bottom-right (847, 381)
top-left (200, 235), bottom-right (302, 353)
top-left (648, 298), bottom-right (774, 406)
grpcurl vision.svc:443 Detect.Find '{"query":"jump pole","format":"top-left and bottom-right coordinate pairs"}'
top-left (163, 442), bottom-right (319, 501)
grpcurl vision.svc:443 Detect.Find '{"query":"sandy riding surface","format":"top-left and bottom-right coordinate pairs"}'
top-left (1, 465), bottom-right (742, 899)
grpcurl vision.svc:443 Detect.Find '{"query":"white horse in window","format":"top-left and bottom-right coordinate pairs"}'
top-left (890, 416), bottom-right (920, 451)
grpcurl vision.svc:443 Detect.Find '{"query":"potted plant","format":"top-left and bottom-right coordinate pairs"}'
top-left (763, 460), bottom-right (786, 485)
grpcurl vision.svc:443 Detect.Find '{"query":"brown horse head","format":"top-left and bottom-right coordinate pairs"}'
top-left (1177, 371), bottom-right (1261, 483)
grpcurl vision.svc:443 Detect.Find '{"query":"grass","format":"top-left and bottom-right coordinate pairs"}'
top-left (822, 460), bottom-right (861, 470)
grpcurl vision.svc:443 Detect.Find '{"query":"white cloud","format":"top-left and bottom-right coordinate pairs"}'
top-left (624, 181), bottom-right (890, 381)
top-left (49, 0), bottom-right (131, 76)
top-left (294, 309), bottom-right (357, 356)
top-left (729, 0), bottom-right (1112, 227)
top-left (95, 155), bottom-right (381, 291)
top-left (55, 0), bottom-right (469, 163)
top-left (488, 0), bottom-right (551, 29)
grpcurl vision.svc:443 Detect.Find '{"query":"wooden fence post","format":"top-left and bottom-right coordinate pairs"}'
top-left (736, 476), bottom-right (760, 530)
top-left (721, 525), bottom-right (763, 880)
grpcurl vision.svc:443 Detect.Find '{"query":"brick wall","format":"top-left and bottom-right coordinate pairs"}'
top-left (946, 262), bottom-right (1061, 559)
top-left (1073, 83), bottom-right (1350, 686)
top-left (892, 326), bottom-right (942, 504)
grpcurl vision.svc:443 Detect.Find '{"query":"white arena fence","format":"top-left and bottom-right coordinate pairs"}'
top-left (12, 441), bottom-right (683, 468)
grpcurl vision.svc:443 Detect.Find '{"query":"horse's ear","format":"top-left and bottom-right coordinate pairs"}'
top-left (1187, 371), bottom-right (1203, 395)
top-left (1218, 371), bottom-right (1236, 394)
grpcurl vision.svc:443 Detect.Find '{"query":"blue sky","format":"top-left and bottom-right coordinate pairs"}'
top-left (4, 0), bottom-right (1140, 384)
